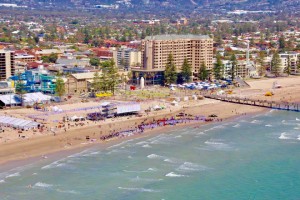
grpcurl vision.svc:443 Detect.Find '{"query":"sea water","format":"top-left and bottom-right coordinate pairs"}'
top-left (1, 110), bottom-right (300, 200)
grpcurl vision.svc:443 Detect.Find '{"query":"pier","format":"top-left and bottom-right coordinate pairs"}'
top-left (203, 94), bottom-right (300, 112)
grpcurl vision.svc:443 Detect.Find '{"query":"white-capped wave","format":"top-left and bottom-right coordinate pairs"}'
top-left (5, 172), bottom-right (20, 178)
top-left (118, 187), bottom-right (159, 193)
top-left (142, 144), bottom-right (152, 148)
top-left (56, 189), bottom-right (79, 194)
top-left (278, 132), bottom-right (291, 140)
top-left (265, 124), bottom-right (272, 127)
top-left (165, 172), bottom-right (186, 177)
top-left (147, 154), bottom-right (164, 159)
top-left (174, 135), bottom-right (182, 138)
top-left (33, 182), bottom-right (53, 189)
top-left (232, 124), bottom-right (240, 128)
top-left (163, 158), bottom-right (177, 163)
top-left (251, 120), bottom-right (262, 124)
top-left (136, 141), bottom-right (148, 145)
top-left (297, 135), bottom-right (300, 140)
top-left (177, 162), bottom-right (207, 172)
top-left (296, 118), bottom-right (300, 121)
top-left (130, 176), bottom-right (163, 182)
top-left (205, 141), bottom-right (224, 145)
top-left (0, 180), bottom-right (5, 184)
top-left (147, 168), bottom-right (158, 172)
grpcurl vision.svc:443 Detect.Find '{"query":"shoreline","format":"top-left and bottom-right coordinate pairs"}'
top-left (0, 101), bottom-right (268, 173)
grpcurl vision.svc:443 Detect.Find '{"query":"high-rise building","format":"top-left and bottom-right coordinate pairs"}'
top-left (141, 34), bottom-right (213, 79)
top-left (0, 50), bottom-right (15, 80)
top-left (113, 46), bottom-right (141, 69)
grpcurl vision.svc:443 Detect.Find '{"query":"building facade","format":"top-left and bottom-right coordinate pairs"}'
top-left (0, 50), bottom-right (15, 80)
top-left (141, 34), bottom-right (213, 79)
top-left (113, 46), bottom-right (141, 69)
top-left (279, 52), bottom-right (299, 75)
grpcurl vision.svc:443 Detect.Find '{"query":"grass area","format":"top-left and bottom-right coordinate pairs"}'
top-left (122, 89), bottom-right (171, 99)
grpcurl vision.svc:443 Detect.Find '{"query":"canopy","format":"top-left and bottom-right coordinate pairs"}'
top-left (0, 116), bottom-right (40, 130)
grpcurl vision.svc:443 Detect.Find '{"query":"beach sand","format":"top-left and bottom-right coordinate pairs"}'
top-left (1, 76), bottom-right (300, 167)
top-left (0, 100), bottom-right (266, 166)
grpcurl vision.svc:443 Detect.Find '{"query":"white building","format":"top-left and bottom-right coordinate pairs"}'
top-left (113, 46), bottom-right (141, 69)
top-left (279, 52), bottom-right (299, 75)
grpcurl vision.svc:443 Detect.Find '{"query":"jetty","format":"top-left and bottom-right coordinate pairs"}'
top-left (203, 94), bottom-right (300, 112)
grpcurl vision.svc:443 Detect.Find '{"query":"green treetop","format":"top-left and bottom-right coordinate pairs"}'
top-left (271, 52), bottom-right (281, 77)
top-left (181, 58), bottom-right (192, 83)
top-left (164, 54), bottom-right (178, 85)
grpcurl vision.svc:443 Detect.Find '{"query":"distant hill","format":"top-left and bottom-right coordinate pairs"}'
top-left (0, 0), bottom-right (298, 10)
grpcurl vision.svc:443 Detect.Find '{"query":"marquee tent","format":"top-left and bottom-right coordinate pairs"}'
top-left (0, 116), bottom-right (40, 130)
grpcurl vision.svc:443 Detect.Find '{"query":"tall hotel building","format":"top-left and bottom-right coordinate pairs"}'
top-left (138, 34), bottom-right (213, 81)
top-left (0, 50), bottom-right (15, 81)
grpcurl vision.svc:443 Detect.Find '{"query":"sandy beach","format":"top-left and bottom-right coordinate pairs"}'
top-left (0, 76), bottom-right (299, 167)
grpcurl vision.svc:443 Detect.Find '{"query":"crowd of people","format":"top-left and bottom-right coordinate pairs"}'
top-left (99, 115), bottom-right (210, 141)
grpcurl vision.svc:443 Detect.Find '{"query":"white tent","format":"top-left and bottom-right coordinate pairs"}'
top-left (153, 105), bottom-right (161, 110)
top-left (70, 115), bottom-right (79, 121)
top-left (171, 100), bottom-right (178, 106)
top-left (0, 116), bottom-right (40, 130)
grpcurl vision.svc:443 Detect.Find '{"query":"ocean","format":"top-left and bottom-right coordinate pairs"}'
top-left (1, 110), bottom-right (300, 200)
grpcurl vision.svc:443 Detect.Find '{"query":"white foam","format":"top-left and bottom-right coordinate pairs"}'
top-left (297, 135), bottom-right (300, 140)
top-left (265, 124), bottom-right (272, 127)
top-left (136, 141), bottom-right (148, 145)
top-left (251, 120), bottom-right (262, 124)
top-left (205, 141), bottom-right (224, 145)
top-left (0, 180), bottom-right (5, 184)
top-left (89, 151), bottom-right (100, 155)
top-left (142, 144), bottom-right (152, 148)
top-left (56, 189), bottom-right (79, 194)
top-left (33, 182), bottom-right (53, 189)
top-left (5, 172), bottom-right (20, 178)
top-left (163, 158), bottom-right (177, 163)
top-left (196, 132), bottom-right (205, 135)
top-left (174, 135), bottom-right (182, 138)
top-left (296, 118), bottom-right (300, 121)
top-left (294, 127), bottom-right (300, 130)
top-left (147, 154), bottom-right (164, 159)
top-left (278, 132), bottom-right (290, 140)
top-left (177, 162), bottom-right (207, 172)
top-left (130, 176), bottom-right (163, 182)
top-left (165, 172), bottom-right (186, 177)
top-left (147, 168), bottom-right (158, 172)
top-left (232, 124), bottom-right (240, 128)
top-left (118, 187), bottom-right (159, 193)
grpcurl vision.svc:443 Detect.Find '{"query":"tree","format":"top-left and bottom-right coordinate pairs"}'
top-left (164, 54), bottom-right (177, 85)
top-left (90, 57), bottom-right (100, 67)
top-left (55, 76), bottom-right (65, 101)
top-left (49, 53), bottom-right (58, 63)
top-left (15, 75), bottom-right (26, 107)
top-left (284, 55), bottom-right (291, 76)
top-left (278, 35), bottom-right (286, 51)
top-left (101, 59), bottom-right (119, 95)
top-left (213, 53), bottom-right (223, 80)
top-left (271, 52), bottom-right (281, 77)
top-left (198, 62), bottom-right (209, 81)
top-left (257, 51), bottom-right (266, 76)
top-left (181, 58), bottom-right (192, 83)
top-left (230, 54), bottom-right (237, 81)
top-left (92, 71), bottom-right (101, 91)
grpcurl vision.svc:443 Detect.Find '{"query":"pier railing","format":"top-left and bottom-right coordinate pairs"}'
top-left (203, 94), bottom-right (300, 112)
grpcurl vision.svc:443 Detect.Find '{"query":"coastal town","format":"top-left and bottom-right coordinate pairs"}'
top-left (1, 1), bottom-right (300, 199)
top-left (0, 0), bottom-right (299, 163)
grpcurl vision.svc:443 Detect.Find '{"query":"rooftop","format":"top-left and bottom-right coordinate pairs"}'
top-left (144, 34), bottom-right (211, 41)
